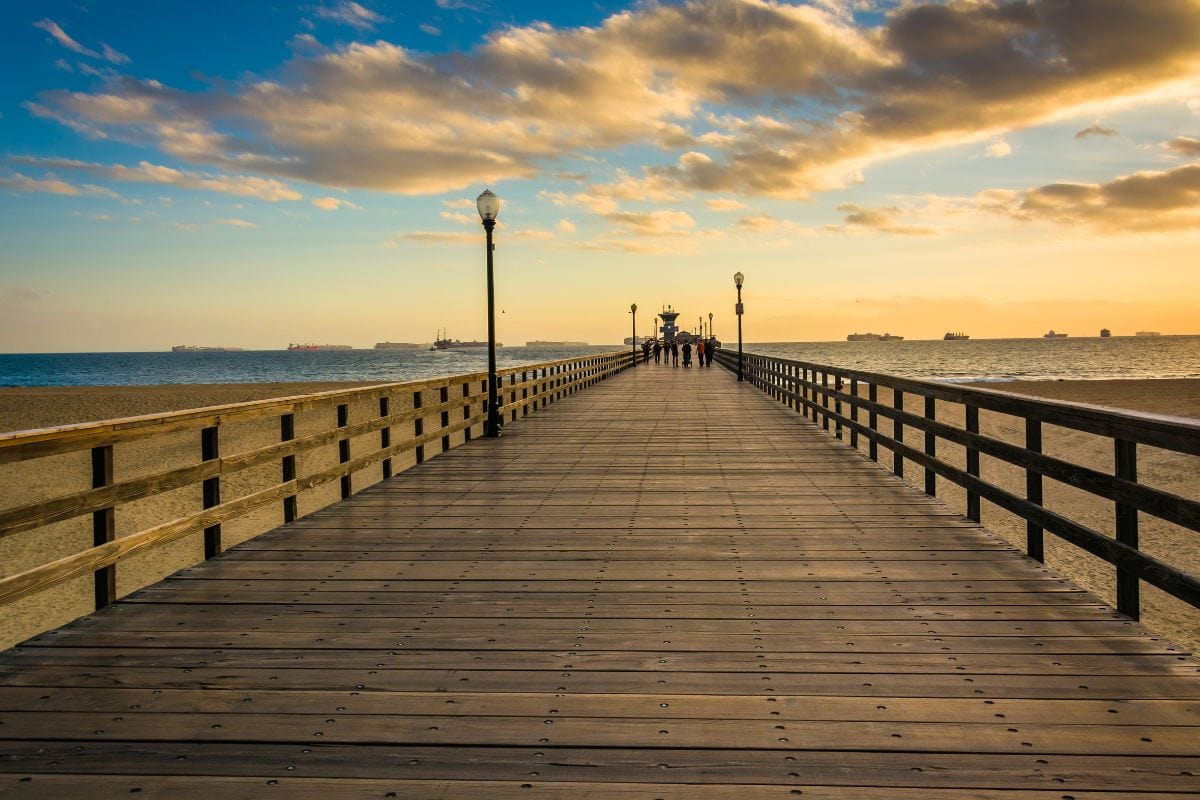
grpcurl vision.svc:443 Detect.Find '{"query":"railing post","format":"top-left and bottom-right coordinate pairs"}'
top-left (965, 405), bottom-right (980, 522)
top-left (91, 444), bottom-right (116, 609)
top-left (821, 371), bottom-right (830, 431)
top-left (893, 390), bottom-right (904, 478)
top-left (281, 413), bottom-right (297, 524)
top-left (440, 385), bottom-right (451, 452)
top-left (868, 383), bottom-right (878, 462)
top-left (509, 373), bottom-right (517, 422)
top-left (522, 370), bottom-right (529, 417)
top-left (1025, 419), bottom-right (1044, 563)
top-left (923, 396), bottom-right (936, 496)
top-left (1115, 439), bottom-right (1140, 619)
top-left (802, 367), bottom-right (809, 419)
top-left (337, 404), bottom-right (351, 499)
top-left (201, 426), bottom-right (221, 558)
top-left (462, 382), bottom-right (472, 442)
top-left (380, 396), bottom-right (392, 479)
top-left (413, 390), bottom-right (424, 464)
top-left (849, 379), bottom-right (858, 449)
top-left (834, 375), bottom-right (843, 441)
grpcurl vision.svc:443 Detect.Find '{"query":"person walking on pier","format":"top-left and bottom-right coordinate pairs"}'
top-left (653, 340), bottom-right (662, 364)
top-left (706, 338), bottom-right (716, 367)
top-left (642, 339), bottom-right (651, 364)
top-left (670, 340), bottom-right (679, 367)
top-left (682, 340), bottom-right (692, 367)
top-left (696, 338), bottom-right (706, 368)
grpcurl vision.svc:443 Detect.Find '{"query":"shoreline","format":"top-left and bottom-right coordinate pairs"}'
top-left (2, 377), bottom-right (1197, 433)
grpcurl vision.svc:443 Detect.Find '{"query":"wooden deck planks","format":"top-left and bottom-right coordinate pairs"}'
top-left (2, 363), bottom-right (1199, 798)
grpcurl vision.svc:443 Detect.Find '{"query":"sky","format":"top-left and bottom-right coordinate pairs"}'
top-left (1, 0), bottom-right (1199, 352)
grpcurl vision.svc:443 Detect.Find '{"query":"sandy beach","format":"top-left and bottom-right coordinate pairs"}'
top-left (1, 377), bottom-right (1198, 652)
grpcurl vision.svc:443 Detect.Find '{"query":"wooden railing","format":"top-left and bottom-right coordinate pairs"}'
top-left (714, 348), bottom-right (1200, 620)
top-left (0, 350), bottom-right (634, 614)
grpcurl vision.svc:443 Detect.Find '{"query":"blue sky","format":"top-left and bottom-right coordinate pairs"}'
top-left (2, 0), bottom-right (1199, 351)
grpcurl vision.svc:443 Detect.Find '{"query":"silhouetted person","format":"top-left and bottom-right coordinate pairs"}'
top-left (682, 341), bottom-right (692, 367)
top-left (653, 340), bottom-right (662, 364)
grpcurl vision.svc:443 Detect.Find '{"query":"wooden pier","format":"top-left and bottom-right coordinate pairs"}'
top-left (2, 361), bottom-right (1199, 797)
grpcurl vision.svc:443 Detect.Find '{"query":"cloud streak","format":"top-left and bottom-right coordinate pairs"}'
top-left (34, 19), bottom-right (130, 64)
top-left (988, 161), bottom-right (1200, 232)
top-left (10, 157), bottom-right (302, 201)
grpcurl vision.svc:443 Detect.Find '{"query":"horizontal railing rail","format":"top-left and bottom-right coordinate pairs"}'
top-left (0, 350), bottom-right (635, 612)
top-left (714, 348), bottom-right (1200, 620)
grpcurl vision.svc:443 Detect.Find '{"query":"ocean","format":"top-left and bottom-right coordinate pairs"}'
top-left (0, 336), bottom-right (1197, 388)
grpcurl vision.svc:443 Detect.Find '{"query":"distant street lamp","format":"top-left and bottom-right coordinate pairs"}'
top-left (734, 271), bottom-right (745, 381)
top-left (477, 189), bottom-right (502, 437)
top-left (630, 303), bottom-right (638, 368)
top-left (708, 312), bottom-right (713, 340)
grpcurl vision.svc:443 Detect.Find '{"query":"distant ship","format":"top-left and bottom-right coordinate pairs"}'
top-left (527, 340), bottom-right (587, 347)
top-left (943, 332), bottom-right (969, 340)
top-left (171, 345), bottom-right (243, 352)
top-left (847, 332), bottom-right (904, 341)
top-left (433, 330), bottom-right (497, 349)
top-left (287, 343), bottom-right (352, 350)
top-left (1100, 328), bottom-right (1111, 338)
top-left (1136, 331), bottom-right (1161, 337)
top-left (1043, 330), bottom-right (1068, 338)
top-left (374, 342), bottom-right (420, 349)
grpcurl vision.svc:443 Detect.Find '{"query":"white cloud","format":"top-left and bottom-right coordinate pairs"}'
top-left (216, 218), bottom-right (257, 228)
top-left (556, 219), bottom-right (576, 233)
top-left (0, 171), bottom-right (120, 197)
top-left (706, 198), bottom-right (747, 211)
top-left (985, 141), bottom-right (1012, 159)
top-left (100, 43), bottom-right (131, 65)
top-left (312, 196), bottom-right (361, 210)
top-left (11, 157), bottom-right (301, 202)
top-left (33, 19), bottom-right (98, 58)
top-left (33, 19), bottom-right (129, 64)
top-left (314, 2), bottom-right (387, 30)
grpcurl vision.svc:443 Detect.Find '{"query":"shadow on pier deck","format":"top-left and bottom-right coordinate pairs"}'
top-left (3, 363), bottom-right (1199, 797)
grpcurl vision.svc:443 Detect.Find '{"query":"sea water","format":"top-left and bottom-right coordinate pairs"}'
top-left (0, 336), bottom-right (1197, 387)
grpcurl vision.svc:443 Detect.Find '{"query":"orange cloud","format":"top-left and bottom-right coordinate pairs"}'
top-left (990, 161), bottom-right (1200, 232)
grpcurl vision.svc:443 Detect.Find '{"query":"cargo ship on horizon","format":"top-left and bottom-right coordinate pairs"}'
top-left (847, 332), bottom-right (904, 341)
top-left (171, 345), bottom-right (244, 352)
top-left (433, 330), bottom-right (499, 350)
top-left (287, 343), bottom-right (353, 350)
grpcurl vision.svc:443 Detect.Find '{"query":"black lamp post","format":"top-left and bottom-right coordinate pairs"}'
top-left (630, 303), bottom-right (638, 368)
top-left (477, 189), bottom-right (502, 437)
top-left (734, 271), bottom-right (744, 381)
top-left (708, 312), bottom-right (713, 340)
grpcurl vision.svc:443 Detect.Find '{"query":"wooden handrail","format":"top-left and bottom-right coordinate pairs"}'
top-left (715, 348), bottom-right (1200, 619)
top-left (0, 350), bottom-right (635, 612)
